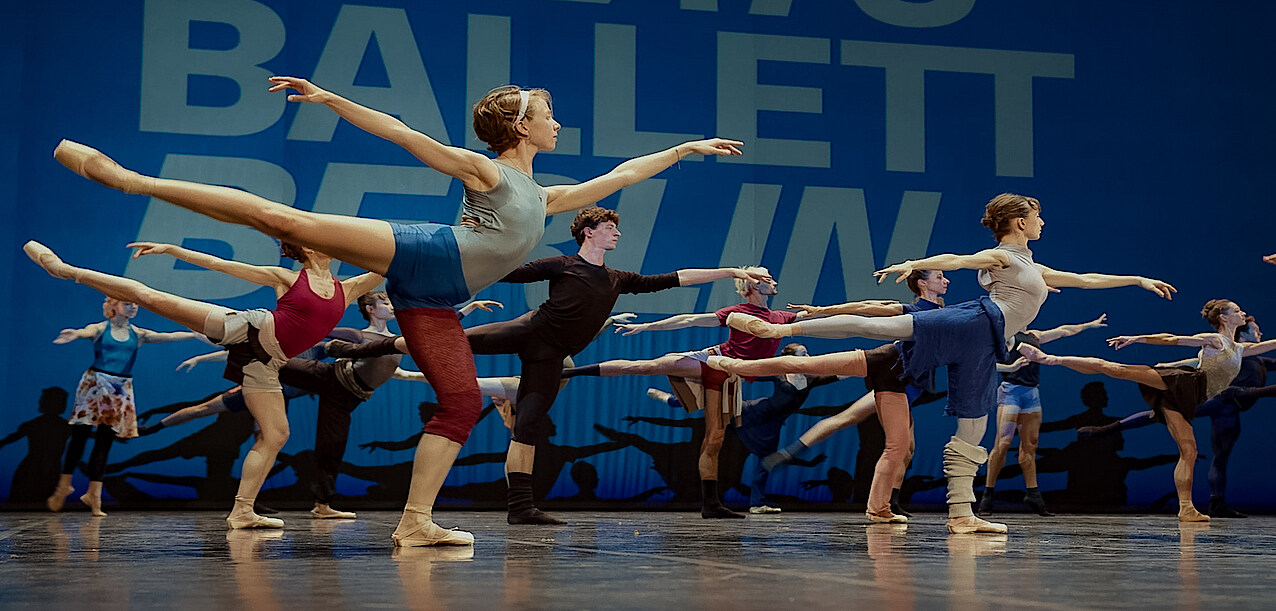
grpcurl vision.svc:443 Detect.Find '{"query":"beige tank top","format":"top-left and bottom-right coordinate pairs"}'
top-left (978, 243), bottom-right (1050, 344)
top-left (1198, 334), bottom-right (1244, 398)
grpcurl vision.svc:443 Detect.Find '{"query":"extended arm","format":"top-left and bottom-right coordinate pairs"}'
top-left (1240, 338), bottom-right (1276, 357)
top-left (1035, 314), bottom-right (1108, 344)
top-left (1107, 332), bottom-right (1224, 350)
top-left (614, 313), bottom-right (720, 336)
top-left (997, 356), bottom-right (1030, 373)
top-left (177, 349), bottom-right (228, 372)
top-left (675, 268), bottom-right (770, 287)
top-left (340, 272), bottom-right (386, 304)
top-left (458, 300), bottom-right (504, 317)
top-left (874, 249), bottom-right (1011, 284)
top-left (53, 322), bottom-right (105, 344)
top-left (544, 139), bottom-right (743, 215)
top-left (137, 328), bottom-right (204, 344)
top-left (788, 300), bottom-right (904, 318)
top-left (268, 76), bottom-right (498, 190)
top-left (1038, 265), bottom-right (1176, 299)
top-left (128, 242), bottom-right (292, 290)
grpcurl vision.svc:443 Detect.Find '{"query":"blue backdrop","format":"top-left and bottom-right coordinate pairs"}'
top-left (3, 0), bottom-right (1274, 511)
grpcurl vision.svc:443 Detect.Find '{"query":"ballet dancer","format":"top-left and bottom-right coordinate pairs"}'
top-left (46, 296), bottom-right (203, 516)
top-left (713, 194), bottom-right (1175, 533)
top-left (25, 240), bottom-right (382, 528)
top-left (645, 342), bottom-right (844, 513)
top-left (558, 267), bottom-right (801, 518)
top-left (763, 269), bottom-right (951, 520)
top-left (325, 206), bottom-right (764, 524)
top-left (1075, 315), bottom-right (1276, 517)
top-left (1020, 299), bottom-right (1276, 521)
top-left (52, 74), bottom-right (741, 546)
top-left (977, 314), bottom-right (1108, 517)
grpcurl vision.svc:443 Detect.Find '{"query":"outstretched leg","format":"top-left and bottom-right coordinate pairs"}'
top-left (724, 312), bottom-right (915, 341)
top-left (564, 354), bottom-right (703, 379)
top-left (706, 350), bottom-right (868, 378)
top-left (26, 242), bottom-right (232, 335)
top-left (1020, 344), bottom-right (1165, 389)
top-left (53, 140), bottom-right (396, 273)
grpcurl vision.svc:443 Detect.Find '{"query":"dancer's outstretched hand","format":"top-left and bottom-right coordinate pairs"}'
top-left (1107, 336), bottom-right (1139, 350)
top-left (614, 322), bottom-right (649, 336)
top-left (1087, 313), bottom-right (1109, 329)
top-left (175, 356), bottom-right (201, 372)
top-left (679, 138), bottom-right (744, 157)
top-left (787, 303), bottom-right (824, 316)
top-left (460, 299), bottom-right (503, 316)
top-left (268, 76), bottom-right (331, 104)
top-left (732, 268), bottom-right (773, 283)
top-left (127, 242), bottom-right (173, 258)
top-left (1265, 253), bottom-right (1276, 265)
top-left (609, 313), bottom-right (638, 325)
top-left (1138, 277), bottom-right (1177, 300)
top-left (873, 261), bottom-right (916, 284)
top-left (52, 329), bottom-right (79, 344)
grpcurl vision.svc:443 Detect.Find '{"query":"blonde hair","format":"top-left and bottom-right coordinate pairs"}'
top-left (735, 266), bottom-right (770, 296)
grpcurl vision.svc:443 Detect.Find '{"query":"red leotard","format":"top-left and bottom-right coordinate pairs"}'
top-left (272, 269), bottom-right (345, 358)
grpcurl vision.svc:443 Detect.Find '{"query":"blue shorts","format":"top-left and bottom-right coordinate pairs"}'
top-left (997, 382), bottom-right (1042, 415)
top-left (384, 222), bottom-right (472, 310)
top-left (901, 297), bottom-right (1007, 419)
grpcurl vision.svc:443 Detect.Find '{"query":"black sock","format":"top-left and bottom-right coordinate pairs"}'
top-left (700, 479), bottom-right (744, 519)
top-left (507, 472), bottom-right (564, 524)
top-left (561, 365), bottom-right (601, 379)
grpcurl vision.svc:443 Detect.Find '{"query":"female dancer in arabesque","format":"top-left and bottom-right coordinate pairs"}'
top-left (50, 75), bottom-right (741, 546)
top-left (712, 194), bottom-right (1175, 533)
top-left (26, 240), bottom-right (382, 528)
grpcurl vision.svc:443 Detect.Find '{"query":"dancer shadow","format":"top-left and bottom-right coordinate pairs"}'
top-left (552, 460), bottom-right (671, 503)
top-left (0, 387), bottom-right (71, 504)
top-left (451, 417), bottom-right (626, 502)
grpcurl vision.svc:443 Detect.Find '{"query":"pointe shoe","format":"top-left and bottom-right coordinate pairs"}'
top-left (724, 312), bottom-right (786, 339)
top-left (312, 505), bottom-right (357, 519)
top-left (23, 241), bottom-right (80, 281)
top-left (749, 505), bottom-right (782, 514)
top-left (391, 519), bottom-right (475, 547)
top-left (1178, 506), bottom-right (1211, 522)
top-left (946, 515), bottom-right (1008, 534)
top-left (53, 139), bottom-right (154, 195)
top-left (46, 482), bottom-right (74, 512)
top-left (227, 511), bottom-right (285, 529)
top-left (866, 509), bottom-right (908, 524)
top-left (79, 492), bottom-right (107, 517)
top-left (647, 388), bottom-right (673, 403)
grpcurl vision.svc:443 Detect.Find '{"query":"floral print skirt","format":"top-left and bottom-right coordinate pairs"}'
top-left (69, 369), bottom-right (138, 438)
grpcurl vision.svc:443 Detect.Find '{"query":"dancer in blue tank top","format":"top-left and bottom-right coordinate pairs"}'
top-left (46, 297), bottom-right (203, 516)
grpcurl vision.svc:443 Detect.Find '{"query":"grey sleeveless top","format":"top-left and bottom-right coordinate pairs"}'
top-left (453, 161), bottom-right (548, 296)
top-left (1198, 334), bottom-right (1244, 399)
top-left (978, 243), bottom-right (1050, 344)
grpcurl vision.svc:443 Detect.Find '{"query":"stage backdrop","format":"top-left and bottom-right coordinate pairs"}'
top-left (3, 0), bottom-right (1274, 511)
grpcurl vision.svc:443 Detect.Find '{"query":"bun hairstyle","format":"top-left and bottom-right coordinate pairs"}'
top-left (781, 343), bottom-right (805, 356)
top-left (472, 85), bottom-right (552, 153)
top-left (1201, 299), bottom-right (1235, 330)
top-left (905, 269), bottom-right (944, 306)
top-left (279, 242), bottom-right (308, 264)
top-left (981, 193), bottom-right (1041, 240)
top-left (570, 207), bottom-right (621, 245)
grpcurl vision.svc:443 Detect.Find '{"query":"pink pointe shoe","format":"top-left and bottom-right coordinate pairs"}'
top-left (53, 139), bottom-right (154, 195)
top-left (947, 515), bottom-right (1008, 534)
top-left (724, 312), bottom-right (787, 339)
top-left (392, 520), bottom-right (475, 547)
top-left (24, 241), bottom-right (80, 281)
top-left (227, 511), bottom-right (285, 530)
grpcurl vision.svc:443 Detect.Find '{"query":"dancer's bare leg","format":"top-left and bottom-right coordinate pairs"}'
top-left (1018, 412), bottom-right (1042, 488)
top-left (1019, 344), bottom-right (1166, 389)
top-left (26, 242), bottom-right (231, 334)
top-left (1163, 410), bottom-right (1209, 522)
top-left (799, 392), bottom-right (877, 446)
top-left (393, 433), bottom-right (472, 545)
top-left (227, 391), bottom-right (288, 529)
top-left (725, 312), bottom-right (915, 341)
top-left (596, 354), bottom-right (703, 378)
top-left (706, 351), bottom-right (868, 378)
top-left (53, 141), bottom-right (395, 273)
top-left (979, 405), bottom-right (1017, 515)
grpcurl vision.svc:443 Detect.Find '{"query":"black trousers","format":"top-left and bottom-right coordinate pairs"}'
top-left (466, 312), bottom-right (569, 446)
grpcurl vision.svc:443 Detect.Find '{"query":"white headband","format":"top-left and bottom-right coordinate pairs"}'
top-left (514, 90), bottom-right (530, 123)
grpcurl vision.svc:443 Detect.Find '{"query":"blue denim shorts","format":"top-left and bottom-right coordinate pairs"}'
top-left (901, 297), bottom-right (1007, 419)
top-left (997, 382), bottom-right (1042, 414)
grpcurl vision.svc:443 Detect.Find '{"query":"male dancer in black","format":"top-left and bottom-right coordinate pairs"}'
top-left (326, 207), bottom-right (769, 525)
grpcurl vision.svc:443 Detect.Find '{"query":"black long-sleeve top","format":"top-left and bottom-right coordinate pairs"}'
top-left (501, 254), bottom-right (680, 354)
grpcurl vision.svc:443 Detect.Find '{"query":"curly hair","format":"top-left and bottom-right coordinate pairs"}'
top-left (570, 207), bottom-right (620, 245)
top-left (980, 193), bottom-right (1041, 241)
top-left (472, 85), bottom-right (552, 154)
top-left (1201, 299), bottom-right (1236, 330)
top-left (279, 242), bottom-right (308, 264)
